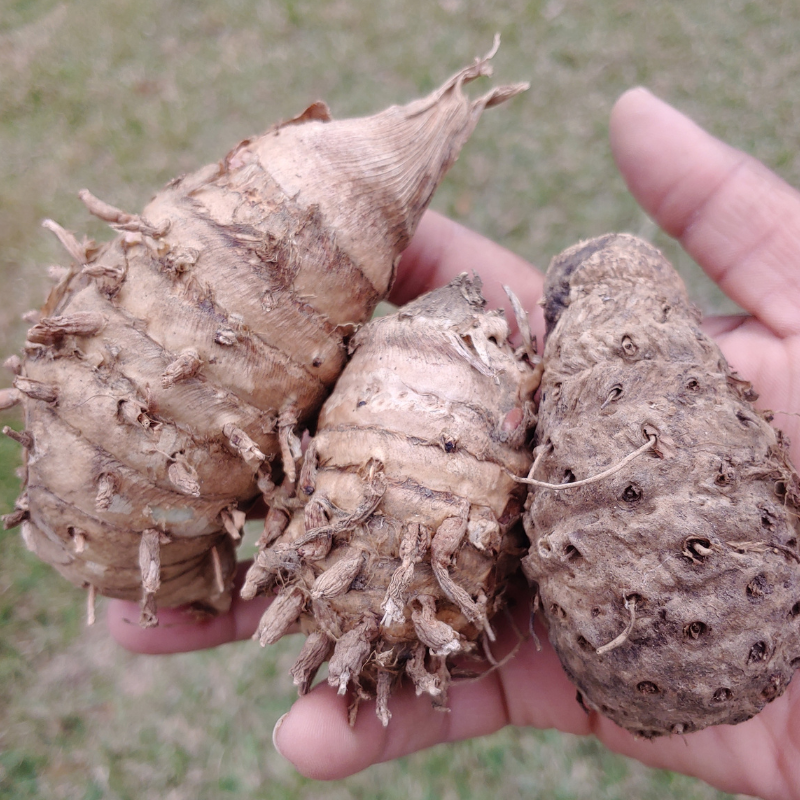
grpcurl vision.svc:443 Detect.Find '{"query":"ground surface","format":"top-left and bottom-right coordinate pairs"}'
top-left (3, 1), bottom-right (800, 797)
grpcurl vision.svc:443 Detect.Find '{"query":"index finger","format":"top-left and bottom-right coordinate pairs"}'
top-left (610, 87), bottom-right (800, 338)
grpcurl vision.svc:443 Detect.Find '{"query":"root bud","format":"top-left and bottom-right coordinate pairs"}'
top-left (412, 595), bottom-right (465, 656)
top-left (26, 312), bottom-right (106, 345)
top-left (290, 631), bottom-right (333, 695)
top-left (310, 550), bottom-right (364, 600)
top-left (256, 588), bottom-right (304, 646)
top-left (13, 377), bottom-right (58, 404)
top-left (223, 424), bottom-right (266, 469)
top-left (168, 459), bottom-right (201, 496)
top-left (79, 188), bottom-right (169, 237)
top-left (161, 349), bottom-right (202, 388)
top-left (328, 617), bottom-right (378, 695)
top-left (3, 427), bottom-right (33, 449)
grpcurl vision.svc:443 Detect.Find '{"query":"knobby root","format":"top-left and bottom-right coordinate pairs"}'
top-left (431, 515), bottom-right (494, 640)
top-left (411, 594), bottom-right (465, 656)
top-left (405, 643), bottom-right (442, 697)
top-left (376, 670), bottom-right (393, 727)
top-left (503, 285), bottom-right (538, 364)
top-left (327, 617), bottom-right (378, 696)
top-left (290, 630), bottom-right (333, 695)
top-left (79, 188), bottom-right (169, 237)
top-left (278, 406), bottom-right (302, 484)
top-left (139, 528), bottom-right (163, 628)
top-left (294, 470), bottom-right (386, 549)
top-left (381, 523), bottom-right (431, 625)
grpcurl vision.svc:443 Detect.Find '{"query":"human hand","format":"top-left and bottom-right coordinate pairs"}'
top-left (107, 87), bottom-right (800, 800)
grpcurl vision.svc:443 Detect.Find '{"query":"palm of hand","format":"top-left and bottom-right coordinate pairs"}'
top-left (108, 88), bottom-right (800, 800)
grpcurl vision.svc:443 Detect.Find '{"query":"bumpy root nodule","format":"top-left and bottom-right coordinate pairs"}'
top-left (524, 233), bottom-right (800, 737)
top-left (244, 274), bottom-right (538, 724)
top-left (5, 46), bottom-right (525, 626)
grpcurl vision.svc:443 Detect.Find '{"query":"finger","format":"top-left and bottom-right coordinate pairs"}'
top-left (273, 600), bottom-right (796, 799)
top-left (272, 641), bottom-right (562, 781)
top-left (273, 681), bottom-right (467, 781)
top-left (274, 633), bottom-right (794, 799)
top-left (695, 311), bottom-right (800, 466)
top-left (273, 611), bottom-right (592, 780)
top-left (106, 599), bottom-right (262, 653)
top-left (393, 210), bottom-right (545, 340)
top-left (700, 313), bottom-right (750, 339)
top-left (106, 562), bottom-right (269, 654)
top-left (593, 689), bottom-right (800, 800)
top-left (610, 87), bottom-right (800, 338)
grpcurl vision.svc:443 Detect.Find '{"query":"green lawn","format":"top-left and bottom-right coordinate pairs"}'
top-left (3, 1), bottom-right (799, 797)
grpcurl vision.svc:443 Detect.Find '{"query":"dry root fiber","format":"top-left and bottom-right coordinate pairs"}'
top-left (244, 275), bottom-right (539, 724)
top-left (4, 47), bottom-right (526, 626)
top-left (523, 234), bottom-right (800, 737)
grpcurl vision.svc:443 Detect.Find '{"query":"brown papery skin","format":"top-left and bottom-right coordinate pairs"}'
top-left (244, 275), bottom-right (538, 724)
top-left (6, 48), bottom-right (527, 626)
top-left (524, 233), bottom-right (800, 737)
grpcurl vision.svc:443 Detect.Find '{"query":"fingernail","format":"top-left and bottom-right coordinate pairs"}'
top-left (272, 712), bottom-right (289, 758)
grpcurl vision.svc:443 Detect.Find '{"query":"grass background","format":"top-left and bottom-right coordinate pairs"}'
top-left (2, 1), bottom-right (800, 797)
